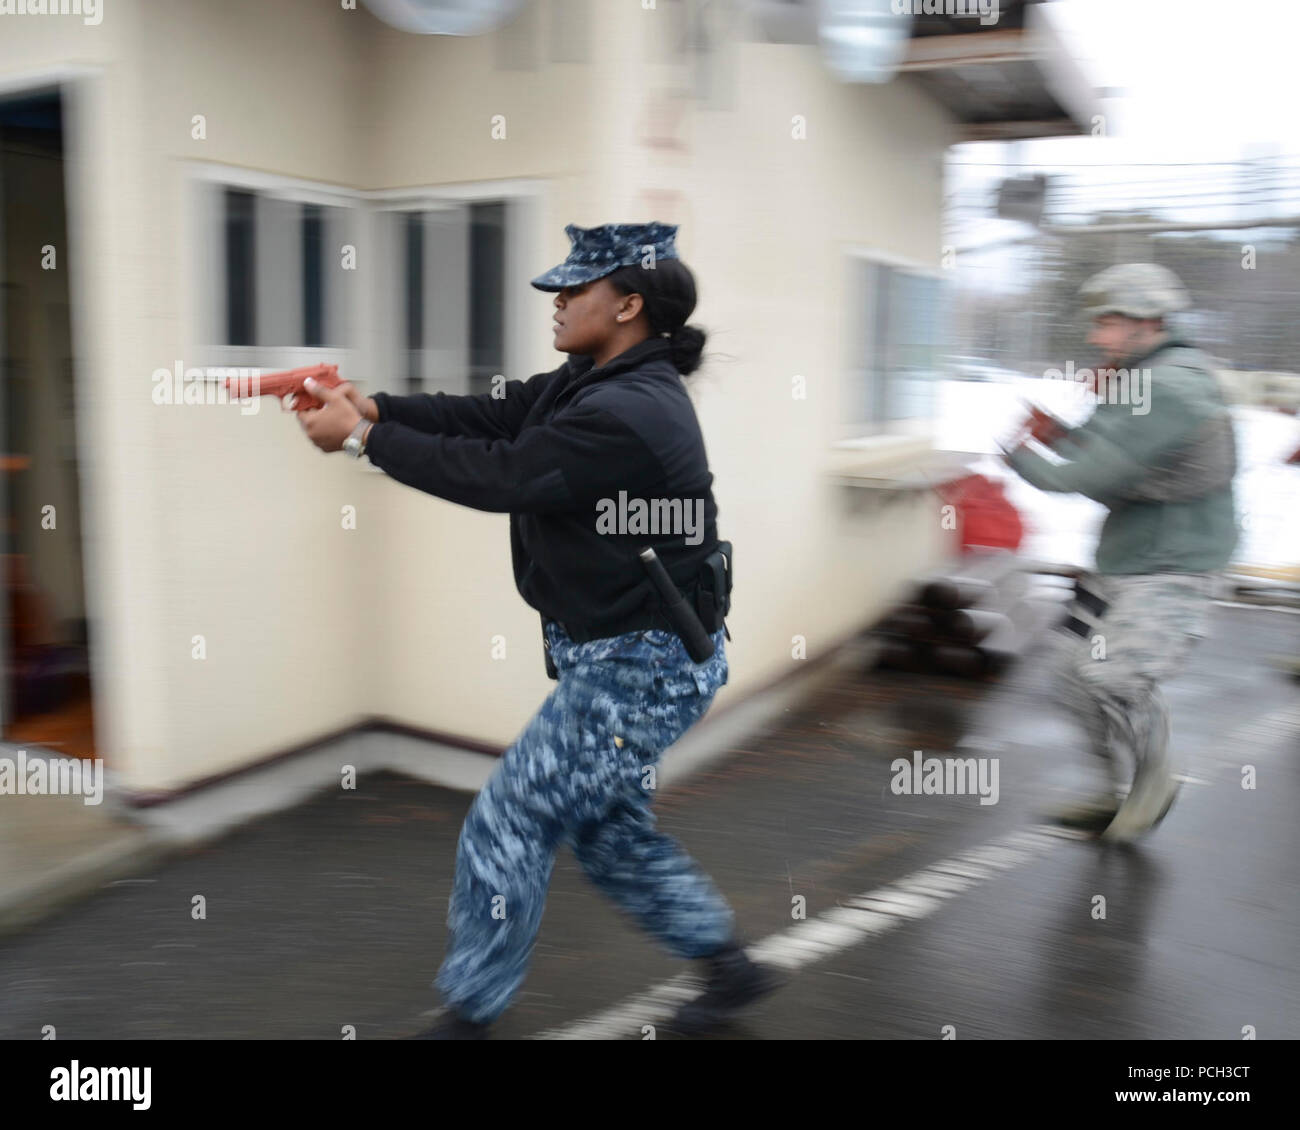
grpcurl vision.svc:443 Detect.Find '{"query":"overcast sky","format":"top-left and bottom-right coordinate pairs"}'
top-left (1045, 0), bottom-right (1300, 157)
top-left (946, 0), bottom-right (1300, 262)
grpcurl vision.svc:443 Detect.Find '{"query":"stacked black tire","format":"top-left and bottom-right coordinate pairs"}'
top-left (874, 551), bottom-right (1076, 679)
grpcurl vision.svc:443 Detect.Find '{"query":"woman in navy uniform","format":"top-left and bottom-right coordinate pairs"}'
top-left (298, 222), bottom-right (783, 1037)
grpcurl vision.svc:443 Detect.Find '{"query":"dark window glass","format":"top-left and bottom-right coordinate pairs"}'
top-left (224, 188), bottom-right (256, 346)
top-left (302, 203), bottom-right (323, 347)
top-left (404, 211), bottom-right (423, 393)
top-left (468, 201), bottom-right (506, 397)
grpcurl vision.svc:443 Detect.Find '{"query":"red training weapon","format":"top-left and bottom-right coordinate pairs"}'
top-left (225, 363), bottom-right (343, 412)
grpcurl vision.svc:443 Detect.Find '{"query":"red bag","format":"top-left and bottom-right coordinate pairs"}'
top-left (937, 474), bottom-right (1024, 553)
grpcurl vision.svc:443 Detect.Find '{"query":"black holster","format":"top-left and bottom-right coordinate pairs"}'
top-left (696, 540), bottom-right (733, 640)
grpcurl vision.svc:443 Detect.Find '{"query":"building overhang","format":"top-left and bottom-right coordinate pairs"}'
top-left (746, 0), bottom-right (1098, 142)
top-left (899, 1), bottom-right (1099, 141)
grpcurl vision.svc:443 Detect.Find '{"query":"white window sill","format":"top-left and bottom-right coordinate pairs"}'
top-left (826, 437), bottom-right (975, 492)
top-left (826, 434), bottom-right (935, 481)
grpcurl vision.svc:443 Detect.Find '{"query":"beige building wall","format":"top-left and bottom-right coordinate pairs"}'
top-left (1, 0), bottom-right (385, 791)
top-left (1, 0), bottom-right (951, 794)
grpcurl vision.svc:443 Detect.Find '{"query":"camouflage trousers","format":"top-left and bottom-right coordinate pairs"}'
top-left (1050, 571), bottom-right (1218, 838)
top-left (434, 622), bottom-right (735, 1023)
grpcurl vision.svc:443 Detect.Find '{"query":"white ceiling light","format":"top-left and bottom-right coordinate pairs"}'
top-left (361, 0), bottom-right (527, 36)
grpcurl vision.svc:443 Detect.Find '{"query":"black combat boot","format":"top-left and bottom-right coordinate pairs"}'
top-left (669, 940), bottom-right (788, 1035)
top-left (407, 1007), bottom-right (492, 1040)
top-left (1047, 792), bottom-right (1122, 834)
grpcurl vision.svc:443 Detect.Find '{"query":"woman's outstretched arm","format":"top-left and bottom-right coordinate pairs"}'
top-left (371, 365), bottom-right (562, 441)
top-left (365, 398), bottom-right (667, 515)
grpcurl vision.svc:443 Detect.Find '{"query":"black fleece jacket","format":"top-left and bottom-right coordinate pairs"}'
top-left (365, 336), bottom-right (721, 633)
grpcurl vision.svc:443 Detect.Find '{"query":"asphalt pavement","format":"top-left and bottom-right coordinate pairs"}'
top-left (1, 602), bottom-right (1295, 1040)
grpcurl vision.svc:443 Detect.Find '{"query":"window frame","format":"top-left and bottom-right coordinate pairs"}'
top-left (364, 180), bottom-right (543, 401)
top-left (839, 244), bottom-right (944, 448)
top-left (186, 164), bottom-right (366, 377)
top-left (184, 164), bottom-right (545, 407)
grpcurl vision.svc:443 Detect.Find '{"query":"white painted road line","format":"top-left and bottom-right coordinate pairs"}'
top-left (533, 823), bottom-right (1079, 1040)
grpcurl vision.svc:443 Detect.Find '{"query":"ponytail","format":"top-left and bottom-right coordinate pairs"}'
top-left (667, 324), bottom-right (707, 377)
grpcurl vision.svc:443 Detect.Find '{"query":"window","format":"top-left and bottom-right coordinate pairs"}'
top-left (190, 168), bottom-right (539, 399)
top-left (377, 198), bottom-right (514, 399)
top-left (847, 255), bottom-right (942, 435)
top-left (204, 181), bottom-right (357, 352)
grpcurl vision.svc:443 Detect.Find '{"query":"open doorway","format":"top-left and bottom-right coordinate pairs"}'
top-left (1, 88), bottom-right (95, 761)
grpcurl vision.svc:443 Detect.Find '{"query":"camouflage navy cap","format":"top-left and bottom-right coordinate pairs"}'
top-left (1078, 262), bottom-right (1191, 320)
top-left (530, 222), bottom-right (679, 291)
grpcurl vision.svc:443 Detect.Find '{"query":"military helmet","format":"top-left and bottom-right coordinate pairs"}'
top-left (1078, 262), bottom-right (1190, 320)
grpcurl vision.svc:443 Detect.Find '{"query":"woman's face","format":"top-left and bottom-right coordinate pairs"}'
top-left (551, 278), bottom-right (641, 356)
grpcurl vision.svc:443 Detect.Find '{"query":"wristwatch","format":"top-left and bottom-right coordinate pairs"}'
top-left (343, 418), bottom-right (372, 459)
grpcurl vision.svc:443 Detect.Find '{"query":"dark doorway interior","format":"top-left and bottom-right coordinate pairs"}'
top-left (1, 89), bottom-right (95, 761)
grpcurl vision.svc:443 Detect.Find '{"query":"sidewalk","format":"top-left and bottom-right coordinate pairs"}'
top-left (0, 778), bottom-right (170, 938)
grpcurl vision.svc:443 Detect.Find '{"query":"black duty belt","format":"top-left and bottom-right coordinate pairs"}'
top-left (547, 606), bottom-right (683, 644)
top-left (540, 542), bottom-right (732, 678)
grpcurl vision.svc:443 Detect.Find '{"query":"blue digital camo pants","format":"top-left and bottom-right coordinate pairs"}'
top-left (1051, 571), bottom-right (1218, 837)
top-left (434, 622), bottom-right (735, 1023)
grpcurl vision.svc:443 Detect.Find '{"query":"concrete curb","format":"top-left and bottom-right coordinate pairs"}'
top-left (0, 831), bottom-right (179, 941)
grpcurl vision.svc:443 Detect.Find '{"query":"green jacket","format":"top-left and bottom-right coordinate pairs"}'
top-left (1007, 339), bottom-right (1238, 575)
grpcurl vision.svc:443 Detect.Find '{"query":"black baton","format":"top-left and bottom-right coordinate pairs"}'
top-left (639, 547), bottom-right (715, 663)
